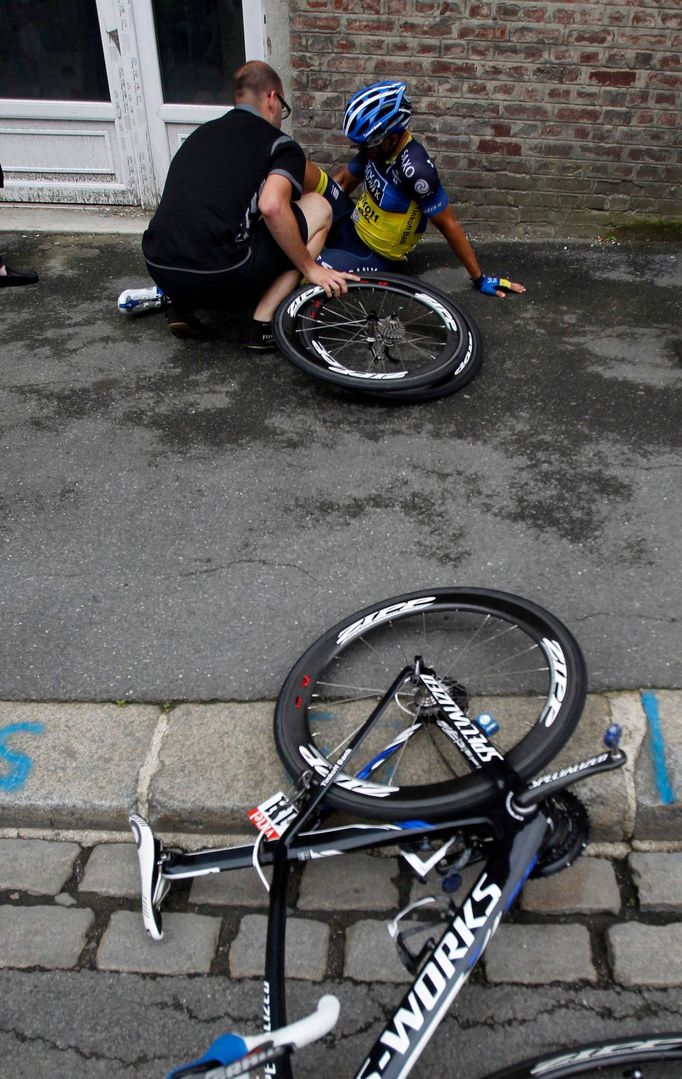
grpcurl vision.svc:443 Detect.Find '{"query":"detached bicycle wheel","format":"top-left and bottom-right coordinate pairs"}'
top-left (274, 588), bottom-right (586, 821)
top-left (273, 272), bottom-right (473, 393)
top-left (485, 1032), bottom-right (682, 1077)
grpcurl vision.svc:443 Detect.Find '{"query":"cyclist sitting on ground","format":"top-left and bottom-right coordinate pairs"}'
top-left (306, 80), bottom-right (526, 298)
top-left (141, 61), bottom-right (356, 345)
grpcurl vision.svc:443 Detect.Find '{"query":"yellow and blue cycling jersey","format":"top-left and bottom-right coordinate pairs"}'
top-left (348, 135), bottom-right (449, 261)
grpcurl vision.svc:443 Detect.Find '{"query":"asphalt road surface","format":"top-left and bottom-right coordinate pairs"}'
top-left (1, 235), bottom-right (680, 701)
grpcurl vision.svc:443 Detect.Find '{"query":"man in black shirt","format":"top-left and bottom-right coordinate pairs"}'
top-left (142, 61), bottom-right (354, 345)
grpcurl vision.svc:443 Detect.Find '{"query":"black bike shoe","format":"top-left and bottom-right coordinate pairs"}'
top-left (165, 303), bottom-right (204, 338)
top-left (0, 265), bottom-right (39, 287)
top-left (246, 319), bottom-right (277, 351)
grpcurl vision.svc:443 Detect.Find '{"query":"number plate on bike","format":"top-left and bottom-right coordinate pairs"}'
top-left (248, 791), bottom-right (297, 839)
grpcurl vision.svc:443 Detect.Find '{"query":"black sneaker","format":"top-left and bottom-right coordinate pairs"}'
top-left (165, 303), bottom-right (203, 338)
top-left (247, 319), bottom-right (277, 351)
top-left (0, 265), bottom-right (39, 287)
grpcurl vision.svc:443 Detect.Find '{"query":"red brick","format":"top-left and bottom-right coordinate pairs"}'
top-left (399, 16), bottom-right (458, 36)
top-left (495, 42), bottom-right (548, 59)
top-left (551, 46), bottom-right (603, 63)
top-left (477, 138), bottom-right (523, 155)
top-left (502, 102), bottom-right (551, 119)
top-left (495, 3), bottom-right (522, 18)
top-left (511, 26), bottom-right (564, 44)
top-left (631, 10), bottom-right (659, 29)
top-left (588, 69), bottom-right (637, 87)
top-left (291, 13), bottom-right (341, 30)
top-left (566, 29), bottom-right (614, 45)
top-left (555, 105), bottom-right (601, 122)
top-left (458, 24), bottom-right (509, 40)
top-left (345, 17), bottom-right (396, 33)
top-left (603, 7), bottom-right (631, 27)
top-left (333, 0), bottom-right (381, 9)
top-left (655, 111), bottom-right (680, 128)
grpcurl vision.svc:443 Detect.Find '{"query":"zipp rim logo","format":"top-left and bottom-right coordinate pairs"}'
top-left (530, 1036), bottom-right (682, 1075)
top-left (287, 285), bottom-right (324, 317)
top-left (311, 337), bottom-right (407, 380)
top-left (359, 873), bottom-right (502, 1078)
top-left (414, 292), bottom-right (457, 332)
top-left (336, 596), bottom-right (436, 647)
top-left (538, 638), bottom-right (568, 727)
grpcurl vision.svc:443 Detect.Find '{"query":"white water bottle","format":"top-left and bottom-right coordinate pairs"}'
top-left (117, 286), bottom-right (167, 315)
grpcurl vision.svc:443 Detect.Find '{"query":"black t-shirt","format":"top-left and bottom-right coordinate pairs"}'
top-left (142, 105), bottom-right (306, 274)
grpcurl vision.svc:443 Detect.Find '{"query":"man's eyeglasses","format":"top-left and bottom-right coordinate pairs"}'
top-left (275, 92), bottom-right (292, 120)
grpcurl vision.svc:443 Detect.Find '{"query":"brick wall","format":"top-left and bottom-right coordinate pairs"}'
top-left (287, 0), bottom-right (682, 237)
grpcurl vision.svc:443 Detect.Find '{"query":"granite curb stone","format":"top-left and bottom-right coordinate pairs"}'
top-left (634, 691), bottom-right (682, 841)
top-left (1, 691), bottom-right (680, 841)
top-left (0, 701), bottom-right (161, 831)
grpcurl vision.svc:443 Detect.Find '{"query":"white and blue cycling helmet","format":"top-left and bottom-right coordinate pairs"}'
top-left (342, 81), bottom-right (412, 147)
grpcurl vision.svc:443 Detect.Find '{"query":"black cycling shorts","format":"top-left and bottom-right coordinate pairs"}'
top-left (146, 203), bottom-right (308, 311)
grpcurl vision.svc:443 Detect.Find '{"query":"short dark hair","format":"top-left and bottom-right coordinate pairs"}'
top-left (232, 61), bottom-right (282, 101)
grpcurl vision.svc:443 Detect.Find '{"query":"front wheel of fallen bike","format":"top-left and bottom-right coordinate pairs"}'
top-left (273, 273), bottom-right (479, 395)
top-left (274, 587), bottom-right (587, 821)
top-left (484, 1032), bottom-right (682, 1077)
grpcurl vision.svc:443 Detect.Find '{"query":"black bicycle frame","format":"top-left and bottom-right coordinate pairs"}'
top-left (148, 663), bottom-right (626, 1079)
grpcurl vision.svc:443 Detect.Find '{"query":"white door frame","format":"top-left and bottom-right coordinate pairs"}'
top-left (134, 0), bottom-right (266, 202)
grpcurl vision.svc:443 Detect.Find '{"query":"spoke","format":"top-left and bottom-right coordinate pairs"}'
top-left (312, 679), bottom-right (387, 697)
top-left (464, 641), bottom-right (544, 679)
top-left (297, 315), bottom-right (368, 332)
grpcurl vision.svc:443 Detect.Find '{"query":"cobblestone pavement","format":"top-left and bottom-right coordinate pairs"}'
top-left (2, 835), bottom-right (682, 1077)
top-left (3, 837), bottom-right (682, 985)
top-left (1, 690), bottom-right (681, 1074)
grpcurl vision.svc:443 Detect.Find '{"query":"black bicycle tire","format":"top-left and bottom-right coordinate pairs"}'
top-left (484, 1032), bottom-right (682, 1077)
top-left (273, 273), bottom-right (471, 393)
top-left (360, 289), bottom-right (483, 404)
top-left (274, 588), bottom-right (587, 821)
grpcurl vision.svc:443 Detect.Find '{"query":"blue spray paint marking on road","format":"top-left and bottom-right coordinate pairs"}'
top-left (0, 723), bottom-right (45, 792)
top-left (641, 691), bottom-right (675, 806)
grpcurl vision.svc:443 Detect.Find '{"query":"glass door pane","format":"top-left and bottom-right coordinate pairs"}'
top-left (0, 0), bottom-right (109, 101)
top-left (152, 0), bottom-right (246, 106)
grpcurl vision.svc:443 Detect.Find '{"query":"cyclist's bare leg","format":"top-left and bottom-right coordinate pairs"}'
top-left (252, 193), bottom-right (332, 323)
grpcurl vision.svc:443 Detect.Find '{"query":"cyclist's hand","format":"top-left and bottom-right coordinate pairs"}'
top-left (473, 274), bottom-right (526, 299)
top-left (306, 263), bottom-right (359, 297)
